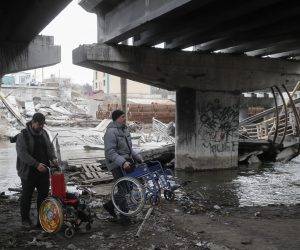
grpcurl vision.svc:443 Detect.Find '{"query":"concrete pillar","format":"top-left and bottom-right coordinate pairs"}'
top-left (120, 40), bottom-right (128, 119)
top-left (176, 88), bottom-right (240, 171)
top-left (120, 77), bottom-right (127, 119)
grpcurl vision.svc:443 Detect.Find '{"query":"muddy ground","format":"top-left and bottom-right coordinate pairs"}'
top-left (0, 189), bottom-right (300, 250)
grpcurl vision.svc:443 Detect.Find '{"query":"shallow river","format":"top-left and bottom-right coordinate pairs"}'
top-left (177, 160), bottom-right (300, 207)
top-left (1, 141), bottom-right (300, 207)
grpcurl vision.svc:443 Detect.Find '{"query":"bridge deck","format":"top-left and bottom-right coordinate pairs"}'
top-left (80, 0), bottom-right (300, 60)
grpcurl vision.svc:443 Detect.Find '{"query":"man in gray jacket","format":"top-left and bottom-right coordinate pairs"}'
top-left (103, 109), bottom-right (143, 225)
top-left (16, 113), bottom-right (57, 228)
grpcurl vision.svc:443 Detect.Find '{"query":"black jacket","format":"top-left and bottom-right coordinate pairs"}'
top-left (16, 122), bottom-right (56, 180)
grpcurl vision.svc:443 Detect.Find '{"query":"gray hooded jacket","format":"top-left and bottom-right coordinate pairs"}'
top-left (104, 121), bottom-right (142, 171)
top-left (16, 122), bottom-right (56, 180)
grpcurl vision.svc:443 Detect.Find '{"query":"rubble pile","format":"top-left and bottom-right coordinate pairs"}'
top-left (0, 88), bottom-right (98, 130)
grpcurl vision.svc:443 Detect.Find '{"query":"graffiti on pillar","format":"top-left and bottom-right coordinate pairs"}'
top-left (197, 98), bottom-right (239, 155)
top-left (202, 141), bottom-right (239, 155)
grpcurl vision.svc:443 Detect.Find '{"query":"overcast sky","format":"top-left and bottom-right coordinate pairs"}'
top-left (34, 0), bottom-right (97, 84)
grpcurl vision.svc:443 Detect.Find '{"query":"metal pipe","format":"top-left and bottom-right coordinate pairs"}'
top-left (285, 80), bottom-right (300, 107)
top-left (270, 87), bottom-right (279, 144)
top-left (282, 84), bottom-right (300, 155)
top-left (274, 86), bottom-right (288, 146)
top-left (135, 207), bottom-right (153, 238)
top-left (240, 97), bottom-right (300, 126)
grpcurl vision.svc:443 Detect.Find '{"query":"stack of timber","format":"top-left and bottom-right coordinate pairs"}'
top-left (96, 103), bottom-right (175, 123)
top-left (66, 157), bottom-right (114, 185)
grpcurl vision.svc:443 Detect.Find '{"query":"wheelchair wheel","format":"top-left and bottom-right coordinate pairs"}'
top-left (144, 179), bottom-right (161, 206)
top-left (111, 176), bottom-right (145, 216)
top-left (64, 227), bottom-right (75, 238)
top-left (164, 190), bottom-right (175, 201)
top-left (39, 196), bottom-right (63, 233)
top-left (149, 193), bottom-right (161, 206)
top-left (165, 168), bottom-right (175, 180)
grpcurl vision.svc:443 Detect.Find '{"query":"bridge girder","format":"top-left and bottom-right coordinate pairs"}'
top-left (73, 44), bottom-right (300, 92)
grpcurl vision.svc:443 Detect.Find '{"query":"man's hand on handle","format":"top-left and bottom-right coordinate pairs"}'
top-left (51, 159), bottom-right (59, 166)
top-left (36, 163), bottom-right (48, 172)
top-left (122, 161), bottom-right (131, 170)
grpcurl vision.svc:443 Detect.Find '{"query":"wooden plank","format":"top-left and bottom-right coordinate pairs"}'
top-left (85, 171), bottom-right (94, 179)
top-left (68, 171), bottom-right (81, 178)
top-left (96, 172), bottom-right (103, 178)
top-left (80, 174), bottom-right (87, 180)
top-left (91, 172), bottom-right (99, 179)
top-left (87, 165), bottom-right (95, 172)
top-left (94, 166), bottom-right (102, 172)
top-left (82, 165), bottom-right (91, 173)
top-left (75, 165), bottom-right (83, 171)
top-left (81, 176), bottom-right (114, 185)
top-left (90, 165), bottom-right (97, 171)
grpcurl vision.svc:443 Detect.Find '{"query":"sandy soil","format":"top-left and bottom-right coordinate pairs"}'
top-left (0, 191), bottom-right (299, 250)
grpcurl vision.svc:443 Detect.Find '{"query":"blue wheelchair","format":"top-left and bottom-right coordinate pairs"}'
top-left (111, 160), bottom-right (177, 216)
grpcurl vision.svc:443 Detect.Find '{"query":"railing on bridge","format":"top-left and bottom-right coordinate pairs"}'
top-left (240, 108), bottom-right (298, 140)
top-left (239, 83), bottom-right (300, 148)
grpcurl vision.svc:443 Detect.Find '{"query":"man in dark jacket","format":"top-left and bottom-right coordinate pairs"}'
top-left (16, 113), bottom-right (57, 227)
top-left (103, 109), bottom-right (143, 225)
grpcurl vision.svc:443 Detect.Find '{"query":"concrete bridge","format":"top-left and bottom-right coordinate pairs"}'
top-left (0, 0), bottom-right (71, 76)
top-left (73, 0), bottom-right (300, 170)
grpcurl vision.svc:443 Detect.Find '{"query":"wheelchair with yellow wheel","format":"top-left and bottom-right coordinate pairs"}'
top-left (39, 167), bottom-right (93, 238)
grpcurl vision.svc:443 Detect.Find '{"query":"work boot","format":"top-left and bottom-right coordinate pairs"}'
top-left (21, 219), bottom-right (33, 229)
top-left (35, 220), bottom-right (42, 230)
top-left (103, 203), bottom-right (117, 218)
top-left (119, 215), bottom-right (131, 226)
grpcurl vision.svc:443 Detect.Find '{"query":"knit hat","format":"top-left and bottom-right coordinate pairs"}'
top-left (112, 109), bottom-right (125, 121)
top-left (32, 112), bottom-right (46, 124)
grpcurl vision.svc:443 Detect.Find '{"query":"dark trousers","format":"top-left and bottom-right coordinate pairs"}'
top-left (20, 169), bottom-right (49, 222)
top-left (104, 167), bottom-right (128, 216)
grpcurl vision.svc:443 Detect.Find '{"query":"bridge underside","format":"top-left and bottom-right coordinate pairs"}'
top-left (75, 0), bottom-right (300, 170)
top-left (0, 0), bottom-right (71, 76)
top-left (73, 44), bottom-right (300, 170)
top-left (73, 44), bottom-right (300, 92)
top-left (2, 36), bottom-right (61, 75)
top-left (81, 0), bottom-right (300, 60)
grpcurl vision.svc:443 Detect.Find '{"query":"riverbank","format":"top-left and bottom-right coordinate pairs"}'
top-left (1, 190), bottom-right (300, 250)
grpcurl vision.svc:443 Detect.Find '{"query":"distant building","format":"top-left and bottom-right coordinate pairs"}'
top-left (14, 72), bottom-right (32, 85)
top-left (93, 71), bottom-right (103, 92)
top-left (44, 74), bottom-right (71, 88)
top-left (44, 74), bottom-right (71, 100)
top-left (92, 70), bottom-right (174, 98)
top-left (92, 70), bottom-right (150, 95)
top-left (1, 72), bottom-right (34, 85)
top-left (1, 75), bottom-right (15, 85)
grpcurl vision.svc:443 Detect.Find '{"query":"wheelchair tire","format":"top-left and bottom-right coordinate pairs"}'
top-left (144, 179), bottom-right (161, 206)
top-left (149, 193), bottom-right (161, 206)
top-left (65, 227), bottom-right (75, 238)
top-left (111, 176), bottom-right (145, 216)
top-left (39, 196), bottom-right (64, 233)
top-left (164, 190), bottom-right (175, 201)
top-left (165, 168), bottom-right (175, 180)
